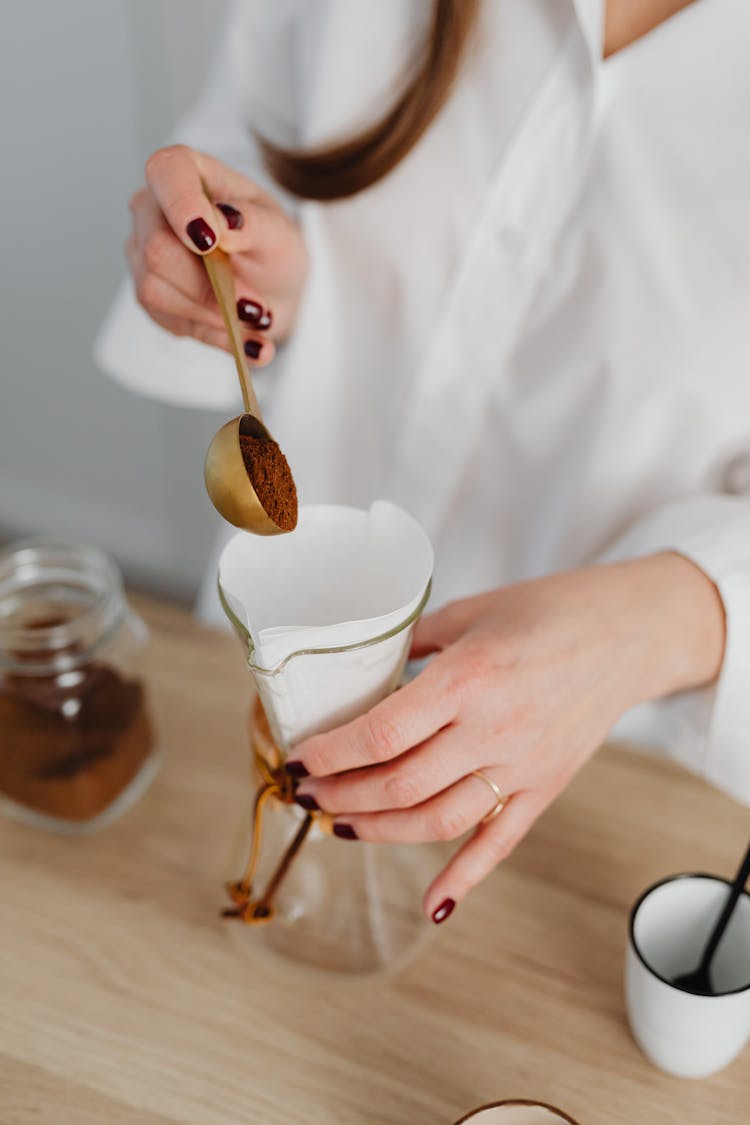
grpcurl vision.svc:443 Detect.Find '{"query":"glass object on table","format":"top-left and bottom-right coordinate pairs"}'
top-left (218, 502), bottom-right (439, 975)
top-left (0, 539), bottom-right (158, 834)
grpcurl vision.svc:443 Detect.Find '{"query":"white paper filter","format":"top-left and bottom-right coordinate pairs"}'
top-left (218, 502), bottom-right (433, 749)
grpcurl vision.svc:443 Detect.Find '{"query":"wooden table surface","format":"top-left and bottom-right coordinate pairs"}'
top-left (1, 594), bottom-right (748, 1125)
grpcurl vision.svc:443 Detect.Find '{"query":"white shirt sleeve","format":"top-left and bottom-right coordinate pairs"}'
top-left (599, 487), bottom-right (750, 806)
top-left (94, 0), bottom-right (300, 411)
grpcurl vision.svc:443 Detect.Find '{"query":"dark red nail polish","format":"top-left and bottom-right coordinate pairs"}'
top-left (244, 339), bottom-right (262, 360)
top-left (217, 202), bottom-right (243, 229)
top-left (237, 298), bottom-right (263, 325)
top-left (256, 310), bottom-right (273, 331)
top-left (333, 823), bottom-right (358, 840)
top-left (295, 793), bottom-right (320, 812)
top-left (286, 760), bottom-right (309, 779)
top-left (186, 217), bottom-right (216, 251)
top-left (431, 898), bottom-right (455, 925)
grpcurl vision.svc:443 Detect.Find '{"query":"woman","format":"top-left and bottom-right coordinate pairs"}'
top-left (97, 0), bottom-right (750, 924)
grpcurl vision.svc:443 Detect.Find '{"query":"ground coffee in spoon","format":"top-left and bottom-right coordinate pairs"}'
top-left (238, 434), bottom-right (298, 531)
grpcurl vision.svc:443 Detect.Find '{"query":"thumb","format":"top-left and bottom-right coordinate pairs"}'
top-left (215, 197), bottom-right (297, 261)
top-left (411, 590), bottom-right (499, 657)
top-left (411, 601), bottom-right (473, 658)
top-left (144, 145), bottom-right (226, 254)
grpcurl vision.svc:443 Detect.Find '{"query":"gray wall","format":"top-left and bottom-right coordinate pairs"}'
top-left (0, 0), bottom-right (228, 600)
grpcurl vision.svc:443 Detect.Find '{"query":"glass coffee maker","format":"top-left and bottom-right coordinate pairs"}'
top-left (218, 502), bottom-right (439, 975)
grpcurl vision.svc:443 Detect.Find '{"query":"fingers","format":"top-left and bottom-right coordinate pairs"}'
top-left (127, 191), bottom-right (276, 365)
top-left (130, 188), bottom-right (217, 309)
top-left (131, 188), bottom-right (274, 325)
top-left (175, 149), bottom-right (294, 262)
top-left (288, 656), bottom-right (459, 778)
top-left (216, 193), bottom-right (302, 263)
top-left (128, 242), bottom-right (221, 329)
top-left (241, 334), bottom-right (276, 369)
top-left (186, 322), bottom-right (272, 365)
top-left (297, 727), bottom-right (507, 816)
top-left (128, 243), bottom-right (274, 363)
top-left (326, 768), bottom-right (513, 843)
top-left (423, 789), bottom-right (550, 922)
top-left (145, 145), bottom-right (227, 254)
top-left (132, 145), bottom-right (292, 354)
top-left (144, 145), bottom-right (281, 258)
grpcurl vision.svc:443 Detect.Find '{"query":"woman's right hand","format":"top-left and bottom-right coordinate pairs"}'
top-left (126, 145), bottom-right (308, 368)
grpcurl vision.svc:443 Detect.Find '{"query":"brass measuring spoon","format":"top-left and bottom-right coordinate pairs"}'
top-left (202, 248), bottom-right (297, 534)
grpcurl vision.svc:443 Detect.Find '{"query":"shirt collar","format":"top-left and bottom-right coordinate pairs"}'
top-left (571, 0), bottom-right (604, 63)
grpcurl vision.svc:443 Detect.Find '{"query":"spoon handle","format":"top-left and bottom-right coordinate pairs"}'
top-left (203, 248), bottom-right (263, 419)
top-left (698, 840), bottom-right (750, 973)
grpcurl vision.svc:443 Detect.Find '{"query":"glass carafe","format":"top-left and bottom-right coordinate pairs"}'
top-left (217, 502), bottom-right (438, 975)
top-left (219, 577), bottom-right (440, 976)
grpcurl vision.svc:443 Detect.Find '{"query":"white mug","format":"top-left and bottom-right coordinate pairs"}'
top-left (626, 873), bottom-right (750, 1078)
top-left (453, 1101), bottom-right (580, 1124)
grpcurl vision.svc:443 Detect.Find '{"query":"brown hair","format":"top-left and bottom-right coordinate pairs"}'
top-left (259, 0), bottom-right (482, 202)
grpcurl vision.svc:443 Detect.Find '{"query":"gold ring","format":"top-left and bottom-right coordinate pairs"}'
top-left (471, 770), bottom-right (507, 824)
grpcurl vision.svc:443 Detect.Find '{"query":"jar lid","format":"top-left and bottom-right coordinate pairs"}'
top-left (0, 539), bottom-right (125, 673)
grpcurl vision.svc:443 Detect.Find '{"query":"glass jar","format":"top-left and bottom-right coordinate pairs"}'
top-left (0, 539), bottom-right (159, 833)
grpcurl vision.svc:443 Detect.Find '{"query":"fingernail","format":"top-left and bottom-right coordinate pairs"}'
top-left (217, 202), bottom-right (243, 229)
top-left (244, 339), bottom-right (262, 360)
top-left (431, 898), bottom-right (455, 925)
top-left (295, 793), bottom-right (320, 812)
top-left (237, 298), bottom-right (263, 325)
top-left (286, 760), bottom-right (309, 779)
top-left (256, 310), bottom-right (273, 331)
top-left (186, 217), bottom-right (216, 251)
top-left (333, 823), bottom-right (358, 840)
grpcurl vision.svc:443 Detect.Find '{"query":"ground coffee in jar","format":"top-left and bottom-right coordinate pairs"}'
top-left (0, 540), bottom-right (157, 832)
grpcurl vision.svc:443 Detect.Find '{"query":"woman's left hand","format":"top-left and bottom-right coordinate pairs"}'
top-left (290, 553), bottom-right (725, 922)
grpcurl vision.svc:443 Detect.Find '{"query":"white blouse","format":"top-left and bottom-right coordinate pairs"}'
top-left (96, 0), bottom-right (750, 804)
